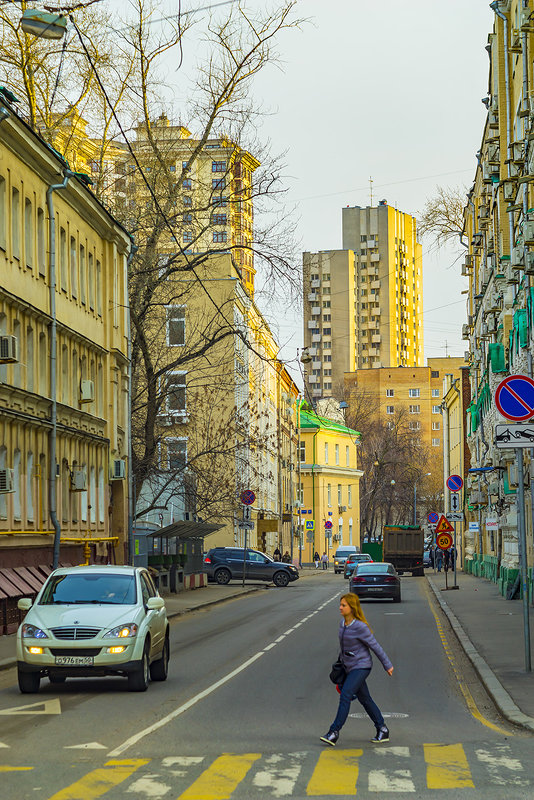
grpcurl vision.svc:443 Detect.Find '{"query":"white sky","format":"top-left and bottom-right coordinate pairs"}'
top-left (138, 0), bottom-right (495, 377)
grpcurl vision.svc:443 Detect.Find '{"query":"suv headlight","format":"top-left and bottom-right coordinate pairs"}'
top-left (104, 623), bottom-right (138, 639)
top-left (21, 624), bottom-right (48, 639)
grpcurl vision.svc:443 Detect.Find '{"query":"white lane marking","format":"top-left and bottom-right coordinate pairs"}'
top-left (161, 757), bottom-right (204, 767)
top-left (0, 698), bottom-right (61, 715)
top-left (376, 747), bottom-right (410, 757)
top-left (251, 752), bottom-right (306, 797)
top-left (0, 742), bottom-right (9, 748)
top-left (349, 712), bottom-right (409, 719)
top-left (126, 774), bottom-right (171, 796)
top-left (476, 745), bottom-right (529, 785)
top-left (64, 742), bottom-right (106, 750)
top-left (264, 643), bottom-right (277, 650)
top-left (368, 769), bottom-right (415, 793)
top-left (384, 613), bottom-right (404, 616)
top-left (108, 652), bottom-right (264, 757)
top-left (275, 636), bottom-right (286, 643)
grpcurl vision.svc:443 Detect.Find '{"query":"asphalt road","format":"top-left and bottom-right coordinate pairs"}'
top-left (1, 573), bottom-right (533, 799)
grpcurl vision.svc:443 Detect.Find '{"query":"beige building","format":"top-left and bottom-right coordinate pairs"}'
top-left (298, 405), bottom-right (363, 563)
top-left (303, 202), bottom-right (423, 401)
top-left (344, 358), bottom-right (465, 463)
top-left (0, 99), bottom-right (132, 602)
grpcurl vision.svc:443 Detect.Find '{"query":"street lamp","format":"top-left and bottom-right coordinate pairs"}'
top-left (413, 473), bottom-right (431, 526)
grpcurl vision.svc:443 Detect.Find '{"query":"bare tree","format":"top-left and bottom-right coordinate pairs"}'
top-left (417, 184), bottom-right (468, 251)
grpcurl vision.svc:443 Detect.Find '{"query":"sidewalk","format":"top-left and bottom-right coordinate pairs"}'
top-left (427, 570), bottom-right (534, 733)
top-left (0, 566), bottom-right (327, 672)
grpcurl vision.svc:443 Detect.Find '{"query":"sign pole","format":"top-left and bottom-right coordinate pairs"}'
top-left (515, 447), bottom-right (531, 672)
top-left (452, 521), bottom-right (458, 589)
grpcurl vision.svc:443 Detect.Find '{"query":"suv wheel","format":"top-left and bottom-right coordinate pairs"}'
top-left (150, 634), bottom-right (169, 682)
top-left (128, 642), bottom-right (150, 692)
top-left (273, 571), bottom-right (290, 587)
top-left (215, 568), bottom-right (231, 585)
top-left (18, 669), bottom-right (40, 694)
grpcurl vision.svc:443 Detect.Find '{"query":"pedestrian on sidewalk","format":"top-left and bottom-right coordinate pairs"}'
top-left (314, 551), bottom-right (320, 569)
top-left (273, 547), bottom-right (281, 562)
top-left (320, 593), bottom-right (394, 747)
top-left (429, 546), bottom-right (435, 570)
top-left (435, 548), bottom-right (443, 572)
top-left (321, 552), bottom-right (328, 570)
top-left (281, 551), bottom-right (291, 563)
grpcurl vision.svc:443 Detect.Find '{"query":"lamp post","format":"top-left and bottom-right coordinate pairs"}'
top-left (413, 473), bottom-right (431, 526)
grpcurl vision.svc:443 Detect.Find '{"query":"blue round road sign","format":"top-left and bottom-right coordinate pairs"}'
top-left (428, 512), bottom-right (439, 524)
top-left (324, 520), bottom-right (333, 529)
top-left (240, 489), bottom-right (256, 506)
top-left (495, 374), bottom-right (534, 422)
top-left (446, 474), bottom-right (463, 492)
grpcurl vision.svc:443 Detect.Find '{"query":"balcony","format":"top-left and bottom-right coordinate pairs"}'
top-left (311, 306), bottom-right (321, 316)
top-left (371, 280), bottom-right (380, 289)
top-left (307, 320), bottom-right (316, 329)
top-left (372, 335), bottom-right (381, 343)
top-left (311, 333), bottom-right (321, 343)
top-left (308, 292), bottom-right (317, 302)
top-left (370, 253), bottom-right (380, 262)
top-left (307, 347), bottom-right (317, 356)
top-left (312, 388), bottom-right (322, 397)
top-left (308, 374), bottom-right (319, 384)
top-left (312, 360), bottom-right (322, 369)
top-left (311, 279), bottom-right (321, 288)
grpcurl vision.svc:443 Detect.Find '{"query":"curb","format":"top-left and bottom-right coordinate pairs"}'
top-left (427, 576), bottom-right (534, 733)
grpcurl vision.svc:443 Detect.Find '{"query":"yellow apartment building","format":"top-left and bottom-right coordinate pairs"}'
top-left (0, 100), bottom-right (132, 598)
top-left (344, 357), bottom-right (464, 468)
top-left (303, 202), bottom-right (423, 401)
top-left (298, 405), bottom-right (363, 563)
top-left (442, 368), bottom-right (471, 563)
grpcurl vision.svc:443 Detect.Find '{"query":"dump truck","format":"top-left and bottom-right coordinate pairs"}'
top-left (382, 525), bottom-right (424, 576)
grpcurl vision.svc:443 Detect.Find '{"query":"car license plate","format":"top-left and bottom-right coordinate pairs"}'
top-left (54, 655), bottom-right (94, 666)
top-left (367, 587), bottom-right (382, 592)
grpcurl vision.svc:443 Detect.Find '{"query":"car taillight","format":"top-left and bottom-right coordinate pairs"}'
top-left (353, 576), bottom-right (366, 584)
top-left (383, 576), bottom-right (396, 583)
top-left (204, 557), bottom-right (211, 563)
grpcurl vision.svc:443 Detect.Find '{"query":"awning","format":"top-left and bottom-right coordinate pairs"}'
top-left (145, 520), bottom-right (223, 540)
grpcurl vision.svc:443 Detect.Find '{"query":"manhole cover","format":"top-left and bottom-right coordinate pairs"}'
top-left (349, 712), bottom-right (409, 719)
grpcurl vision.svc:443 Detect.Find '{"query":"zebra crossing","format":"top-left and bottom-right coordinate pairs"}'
top-left (20, 741), bottom-right (530, 798)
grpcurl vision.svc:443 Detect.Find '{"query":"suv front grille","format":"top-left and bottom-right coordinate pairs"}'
top-left (50, 648), bottom-right (102, 656)
top-left (50, 626), bottom-right (101, 640)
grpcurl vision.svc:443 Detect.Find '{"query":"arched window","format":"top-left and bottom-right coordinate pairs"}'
top-left (13, 319), bottom-right (21, 387)
top-left (61, 345), bottom-right (68, 403)
top-left (39, 453), bottom-right (47, 525)
top-left (27, 327), bottom-right (34, 392)
top-left (13, 449), bottom-right (21, 520)
top-left (27, 452), bottom-right (34, 522)
top-left (39, 332), bottom-right (47, 395)
top-left (61, 459), bottom-right (69, 522)
top-left (98, 466), bottom-right (105, 523)
top-left (90, 465), bottom-right (96, 524)
top-left (81, 464), bottom-right (87, 522)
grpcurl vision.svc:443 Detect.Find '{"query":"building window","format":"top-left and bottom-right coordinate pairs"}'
top-left (323, 342), bottom-right (331, 349)
top-left (167, 306), bottom-right (185, 346)
top-left (431, 370), bottom-right (439, 378)
top-left (183, 231), bottom-right (193, 243)
top-left (323, 327), bottom-right (331, 335)
top-left (337, 484), bottom-right (342, 504)
top-left (322, 301), bottom-right (331, 308)
top-left (212, 161), bottom-right (226, 172)
top-left (386, 405), bottom-right (394, 414)
top-left (166, 373), bottom-right (186, 414)
top-left (346, 446), bottom-right (350, 466)
top-left (213, 231), bottom-right (227, 243)
top-left (60, 228), bottom-right (67, 290)
top-left (409, 405), bottom-right (420, 413)
top-left (24, 197), bottom-right (33, 268)
top-left (80, 245), bottom-right (86, 305)
top-left (335, 444), bottom-right (339, 465)
top-left (408, 388), bottom-right (420, 398)
top-left (299, 441), bottom-right (306, 462)
top-left (0, 175), bottom-right (5, 250)
top-left (168, 438), bottom-right (187, 471)
top-left (348, 484), bottom-right (352, 506)
top-left (324, 442), bottom-right (329, 464)
top-left (432, 438), bottom-right (440, 446)
top-left (183, 213), bottom-right (192, 222)
top-left (432, 405), bottom-right (441, 414)
top-left (432, 389), bottom-right (440, 397)
top-left (432, 421), bottom-right (440, 430)
top-left (88, 252), bottom-right (95, 310)
top-left (212, 214), bottom-right (227, 225)
top-left (327, 484), bottom-right (331, 506)
top-left (324, 355), bottom-right (332, 362)
top-left (324, 381), bottom-right (332, 389)
top-left (212, 178), bottom-right (225, 190)
top-left (183, 196), bottom-right (192, 207)
top-left (323, 314), bottom-right (331, 322)
top-left (182, 178), bottom-right (192, 189)
top-left (409, 421), bottom-right (421, 431)
top-left (11, 187), bottom-right (20, 259)
top-left (386, 389), bottom-right (394, 397)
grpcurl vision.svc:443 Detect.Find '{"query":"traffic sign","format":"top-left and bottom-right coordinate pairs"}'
top-left (450, 493), bottom-right (461, 512)
top-left (436, 531), bottom-right (453, 550)
top-left (495, 374), bottom-right (534, 422)
top-left (435, 514), bottom-right (454, 534)
top-left (428, 512), bottom-right (439, 525)
top-left (446, 512), bottom-right (463, 522)
top-left (240, 489), bottom-right (256, 506)
top-left (446, 474), bottom-right (463, 492)
top-left (306, 532), bottom-right (314, 542)
top-left (238, 520), bottom-right (254, 529)
top-left (495, 423), bottom-right (534, 448)
top-left (305, 519), bottom-right (315, 531)
top-left (324, 520), bottom-right (333, 530)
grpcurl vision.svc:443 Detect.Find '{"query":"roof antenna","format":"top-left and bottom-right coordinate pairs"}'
top-left (369, 176), bottom-right (373, 207)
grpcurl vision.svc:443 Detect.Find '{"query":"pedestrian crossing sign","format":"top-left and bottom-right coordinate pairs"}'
top-left (305, 519), bottom-right (315, 530)
top-left (435, 514), bottom-right (454, 534)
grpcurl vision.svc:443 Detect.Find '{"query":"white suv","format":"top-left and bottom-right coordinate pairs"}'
top-left (16, 565), bottom-right (169, 693)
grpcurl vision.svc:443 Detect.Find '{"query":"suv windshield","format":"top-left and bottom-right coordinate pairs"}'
top-left (39, 573), bottom-right (137, 605)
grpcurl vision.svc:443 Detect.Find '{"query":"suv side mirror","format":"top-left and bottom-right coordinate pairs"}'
top-left (146, 596), bottom-right (165, 611)
top-left (18, 597), bottom-right (33, 611)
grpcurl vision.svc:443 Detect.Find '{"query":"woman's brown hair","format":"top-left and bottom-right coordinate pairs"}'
top-left (341, 593), bottom-right (371, 629)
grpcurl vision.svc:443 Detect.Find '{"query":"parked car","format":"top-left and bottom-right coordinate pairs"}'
top-left (16, 565), bottom-right (169, 694)
top-left (333, 546), bottom-right (359, 574)
top-left (349, 561), bottom-right (401, 602)
top-left (343, 553), bottom-right (373, 579)
top-left (203, 547), bottom-right (299, 587)
top-left (423, 548), bottom-right (432, 568)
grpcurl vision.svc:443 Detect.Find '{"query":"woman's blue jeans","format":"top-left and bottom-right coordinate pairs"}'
top-left (330, 667), bottom-right (385, 733)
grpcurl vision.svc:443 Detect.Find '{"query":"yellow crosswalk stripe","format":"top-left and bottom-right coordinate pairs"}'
top-left (0, 765), bottom-right (33, 771)
top-left (46, 758), bottom-right (150, 800)
top-left (306, 749), bottom-right (362, 796)
top-left (424, 744), bottom-right (474, 789)
top-left (178, 753), bottom-right (261, 800)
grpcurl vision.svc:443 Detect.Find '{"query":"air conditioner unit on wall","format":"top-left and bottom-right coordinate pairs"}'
top-left (111, 459), bottom-right (126, 480)
top-left (0, 468), bottom-right (15, 493)
top-left (0, 335), bottom-right (18, 363)
top-left (70, 468), bottom-right (87, 492)
top-left (80, 379), bottom-right (94, 403)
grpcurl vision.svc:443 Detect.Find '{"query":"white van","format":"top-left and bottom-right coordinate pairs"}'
top-left (333, 546), bottom-right (358, 574)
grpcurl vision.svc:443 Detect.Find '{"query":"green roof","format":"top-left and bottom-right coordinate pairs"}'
top-left (299, 407), bottom-right (360, 438)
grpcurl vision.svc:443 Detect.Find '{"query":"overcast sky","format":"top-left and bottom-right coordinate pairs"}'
top-left (154, 0), bottom-right (494, 377)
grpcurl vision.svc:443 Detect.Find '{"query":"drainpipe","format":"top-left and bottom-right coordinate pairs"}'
top-left (48, 171), bottom-right (73, 570)
top-left (311, 424), bottom-right (319, 562)
top-left (126, 241), bottom-right (136, 565)
top-left (490, 2), bottom-right (515, 259)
